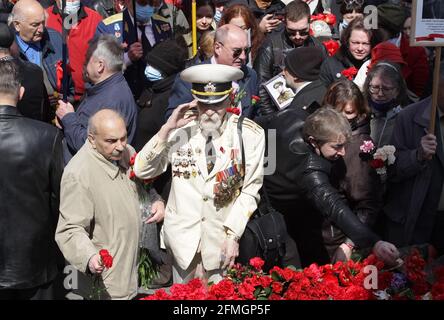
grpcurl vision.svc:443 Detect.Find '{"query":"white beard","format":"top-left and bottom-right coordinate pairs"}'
top-left (200, 113), bottom-right (222, 137)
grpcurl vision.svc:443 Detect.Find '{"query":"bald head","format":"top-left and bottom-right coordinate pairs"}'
top-left (88, 109), bottom-right (126, 135)
top-left (88, 109), bottom-right (128, 161)
top-left (214, 24), bottom-right (248, 68)
top-left (11, 0), bottom-right (45, 43)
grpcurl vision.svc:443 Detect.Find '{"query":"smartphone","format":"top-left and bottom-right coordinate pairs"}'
top-left (273, 11), bottom-right (286, 21)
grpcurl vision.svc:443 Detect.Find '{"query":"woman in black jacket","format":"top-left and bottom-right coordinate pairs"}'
top-left (262, 108), bottom-right (399, 267)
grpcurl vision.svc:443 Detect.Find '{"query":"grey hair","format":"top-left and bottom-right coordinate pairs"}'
top-left (9, 6), bottom-right (24, 24)
top-left (86, 35), bottom-right (124, 73)
top-left (87, 108), bottom-right (126, 135)
top-left (303, 108), bottom-right (351, 144)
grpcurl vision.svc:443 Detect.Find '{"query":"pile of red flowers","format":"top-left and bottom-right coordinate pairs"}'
top-left (141, 250), bottom-right (444, 300)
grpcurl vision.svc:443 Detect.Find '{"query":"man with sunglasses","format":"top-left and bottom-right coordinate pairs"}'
top-left (135, 64), bottom-right (265, 284)
top-left (166, 24), bottom-right (259, 120)
top-left (254, 0), bottom-right (327, 117)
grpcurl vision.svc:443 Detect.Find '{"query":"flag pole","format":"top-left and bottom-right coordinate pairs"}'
top-left (429, 47), bottom-right (442, 134)
top-left (192, 0), bottom-right (197, 56)
top-left (61, 0), bottom-right (68, 102)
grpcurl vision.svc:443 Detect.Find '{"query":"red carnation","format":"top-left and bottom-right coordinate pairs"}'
top-left (226, 107), bottom-right (240, 115)
top-left (129, 153), bottom-right (137, 166)
top-left (341, 66), bottom-right (358, 80)
top-left (99, 249), bottom-right (113, 268)
top-left (323, 40), bottom-right (340, 57)
top-left (272, 282), bottom-right (283, 294)
top-left (129, 170), bottom-right (136, 180)
top-left (369, 158), bottom-right (385, 169)
top-left (324, 13), bottom-right (337, 26)
top-left (249, 257), bottom-right (265, 270)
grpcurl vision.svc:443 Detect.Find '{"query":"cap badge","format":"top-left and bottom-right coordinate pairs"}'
top-left (204, 82), bottom-right (217, 93)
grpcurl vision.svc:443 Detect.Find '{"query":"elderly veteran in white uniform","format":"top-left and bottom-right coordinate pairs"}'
top-left (134, 64), bottom-right (266, 284)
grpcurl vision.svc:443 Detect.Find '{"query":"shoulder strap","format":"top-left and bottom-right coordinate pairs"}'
top-left (237, 115), bottom-right (246, 173)
top-left (237, 116), bottom-right (273, 211)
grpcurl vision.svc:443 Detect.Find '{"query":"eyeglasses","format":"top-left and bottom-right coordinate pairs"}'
top-left (218, 42), bottom-right (251, 59)
top-left (368, 84), bottom-right (396, 95)
top-left (286, 27), bottom-right (310, 37)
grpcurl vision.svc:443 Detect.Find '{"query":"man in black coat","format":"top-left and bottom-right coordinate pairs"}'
top-left (253, 1), bottom-right (327, 116)
top-left (0, 60), bottom-right (64, 299)
top-left (0, 23), bottom-right (52, 123)
top-left (264, 46), bottom-right (326, 116)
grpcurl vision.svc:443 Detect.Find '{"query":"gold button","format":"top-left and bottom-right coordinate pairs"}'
top-left (201, 217), bottom-right (206, 222)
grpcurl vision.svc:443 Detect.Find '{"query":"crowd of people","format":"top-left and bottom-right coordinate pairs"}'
top-left (0, 0), bottom-right (443, 300)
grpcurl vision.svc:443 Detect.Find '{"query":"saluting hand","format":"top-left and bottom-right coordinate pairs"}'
top-left (158, 101), bottom-right (198, 141)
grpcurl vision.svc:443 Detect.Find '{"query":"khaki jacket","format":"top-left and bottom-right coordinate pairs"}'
top-left (134, 114), bottom-right (265, 270)
top-left (56, 141), bottom-right (141, 299)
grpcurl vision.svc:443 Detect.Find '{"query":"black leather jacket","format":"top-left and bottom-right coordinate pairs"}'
top-left (261, 110), bottom-right (380, 265)
top-left (0, 106), bottom-right (63, 289)
top-left (253, 31), bottom-right (327, 116)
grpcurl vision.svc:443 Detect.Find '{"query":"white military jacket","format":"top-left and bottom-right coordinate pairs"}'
top-left (134, 113), bottom-right (265, 270)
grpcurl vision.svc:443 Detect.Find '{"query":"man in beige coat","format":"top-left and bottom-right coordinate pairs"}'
top-left (56, 109), bottom-right (165, 299)
top-left (134, 64), bottom-right (266, 284)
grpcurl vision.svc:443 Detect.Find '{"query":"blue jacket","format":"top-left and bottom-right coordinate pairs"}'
top-left (165, 60), bottom-right (259, 120)
top-left (17, 27), bottom-right (73, 96)
top-left (61, 72), bottom-right (138, 156)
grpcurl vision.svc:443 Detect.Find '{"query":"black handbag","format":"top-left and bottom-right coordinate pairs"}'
top-left (235, 116), bottom-right (287, 271)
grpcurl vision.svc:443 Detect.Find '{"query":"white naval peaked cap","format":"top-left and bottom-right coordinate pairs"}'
top-left (180, 64), bottom-right (244, 104)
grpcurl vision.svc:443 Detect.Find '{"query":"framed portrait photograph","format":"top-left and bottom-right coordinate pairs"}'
top-left (411, 0), bottom-right (444, 46)
top-left (263, 74), bottom-right (295, 110)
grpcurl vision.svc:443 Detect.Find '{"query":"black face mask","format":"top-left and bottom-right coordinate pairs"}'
top-left (348, 117), bottom-right (359, 131)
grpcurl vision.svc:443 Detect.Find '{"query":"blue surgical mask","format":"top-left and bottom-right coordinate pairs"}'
top-left (339, 20), bottom-right (349, 34)
top-left (214, 9), bottom-right (222, 23)
top-left (145, 65), bottom-right (163, 81)
top-left (135, 2), bottom-right (155, 25)
top-left (64, 0), bottom-right (81, 15)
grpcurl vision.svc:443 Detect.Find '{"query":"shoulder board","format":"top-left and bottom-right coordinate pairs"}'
top-left (232, 116), bottom-right (263, 135)
top-left (152, 14), bottom-right (170, 24)
top-left (103, 13), bottom-right (123, 26)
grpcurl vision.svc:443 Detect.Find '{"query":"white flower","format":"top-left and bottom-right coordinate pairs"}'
top-left (374, 145), bottom-right (396, 165)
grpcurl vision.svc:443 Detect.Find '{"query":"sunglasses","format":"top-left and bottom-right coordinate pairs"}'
top-left (218, 42), bottom-right (251, 59)
top-left (286, 27), bottom-right (310, 37)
